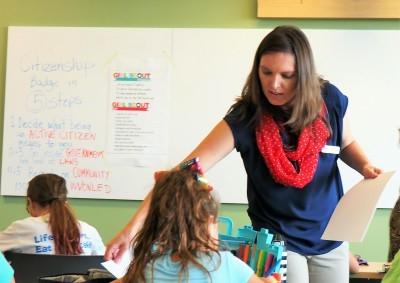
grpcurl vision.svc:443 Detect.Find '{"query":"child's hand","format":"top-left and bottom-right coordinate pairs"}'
top-left (249, 274), bottom-right (280, 283)
top-left (261, 276), bottom-right (280, 283)
top-left (261, 272), bottom-right (281, 283)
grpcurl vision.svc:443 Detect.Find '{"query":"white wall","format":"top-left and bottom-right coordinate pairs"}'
top-left (2, 27), bottom-right (399, 207)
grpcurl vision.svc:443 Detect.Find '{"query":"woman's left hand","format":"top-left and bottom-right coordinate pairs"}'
top-left (361, 164), bottom-right (382, 178)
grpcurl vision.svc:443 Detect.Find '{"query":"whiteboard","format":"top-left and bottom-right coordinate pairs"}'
top-left (2, 27), bottom-right (172, 200)
top-left (2, 27), bottom-right (400, 207)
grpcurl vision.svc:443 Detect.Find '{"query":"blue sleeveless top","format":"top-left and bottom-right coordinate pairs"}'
top-left (224, 82), bottom-right (348, 255)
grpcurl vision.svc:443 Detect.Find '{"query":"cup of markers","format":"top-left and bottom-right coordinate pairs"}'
top-left (218, 218), bottom-right (287, 283)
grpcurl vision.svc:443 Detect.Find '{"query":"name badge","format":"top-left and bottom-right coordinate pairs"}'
top-left (321, 145), bottom-right (340, 154)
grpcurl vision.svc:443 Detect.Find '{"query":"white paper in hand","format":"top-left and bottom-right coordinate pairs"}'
top-left (322, 171), bottom-right (395, 242)
top-left (101, 250), bottom-right (132, 278)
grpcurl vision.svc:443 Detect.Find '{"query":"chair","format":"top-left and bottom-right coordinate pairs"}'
top-left (4, 251), bottom-right (105, 283)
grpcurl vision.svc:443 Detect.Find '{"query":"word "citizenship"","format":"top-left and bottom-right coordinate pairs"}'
top-left (20, 57), bottom-right (95, 73)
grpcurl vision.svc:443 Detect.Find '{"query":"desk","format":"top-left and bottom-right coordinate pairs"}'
top-left (350, 262), bottom-right (386, 282)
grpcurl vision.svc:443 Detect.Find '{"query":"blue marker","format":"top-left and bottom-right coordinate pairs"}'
top-left (265, 257), bottom-right (281, 276)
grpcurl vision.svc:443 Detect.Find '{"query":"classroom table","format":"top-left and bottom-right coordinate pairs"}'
top-left (350, 262), bottom-right (387, 283)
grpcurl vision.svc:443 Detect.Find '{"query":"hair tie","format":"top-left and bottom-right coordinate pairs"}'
top-left (48, 197), bottom-right (59, 202)
top-left (47, 196), bottom-right (66, 203)
top-left (179, 157), bottom-right (213, 191)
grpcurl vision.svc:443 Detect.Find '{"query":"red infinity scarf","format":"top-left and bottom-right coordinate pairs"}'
top-left (256, 113), bottom-right (329, 189)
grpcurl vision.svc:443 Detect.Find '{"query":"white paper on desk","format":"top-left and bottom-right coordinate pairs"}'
top-left (322, 171), bottom-right (395, 242)
top-left (101, 251), bottom-right (132, 278)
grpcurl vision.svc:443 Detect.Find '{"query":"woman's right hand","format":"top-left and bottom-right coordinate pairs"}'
top-left (105, 190), bottom-right (154, 261)
top-left (104, 229), bottom-right (131, 262)
top-left (105, 120), bottom-right (234, 261)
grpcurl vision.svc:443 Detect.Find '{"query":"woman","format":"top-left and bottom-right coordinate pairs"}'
top-left (105, 26), bottom-right (381, 283)
top-left (0, 173), bottom-right (105, 255)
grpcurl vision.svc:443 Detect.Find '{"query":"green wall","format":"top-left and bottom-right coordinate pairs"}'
top-left (0, 0), bottom-right (399, 262)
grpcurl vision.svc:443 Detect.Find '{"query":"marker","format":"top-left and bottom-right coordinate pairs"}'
top-left (242, 244), bottom-right (250, 264)
top-left (263, 253), bottom-right (273, 277)
top-left (256, 250), bottom-right (267, 276)
top-left (266, 257), bottom-right (281, 277)
top-left (238, 244), bottom-right (245, 260)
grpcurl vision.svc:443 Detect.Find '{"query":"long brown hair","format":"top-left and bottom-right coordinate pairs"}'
top-left (27, 173), bottom-right (83, 255)
top-left (123, 170), bottom-right (219, 283)
top-left (229, 25), bottom-right (325, 134)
